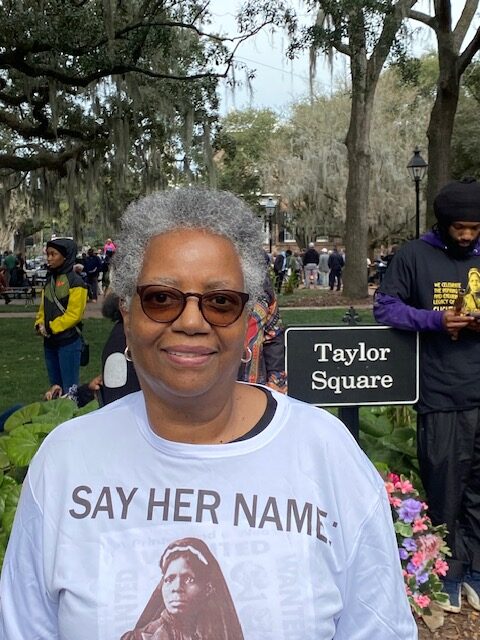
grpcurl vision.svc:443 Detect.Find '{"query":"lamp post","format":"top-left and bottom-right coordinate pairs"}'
top-left (407, 147), bottom-right (428, 239)
top-left (264, 196), bottom-right (278, 253)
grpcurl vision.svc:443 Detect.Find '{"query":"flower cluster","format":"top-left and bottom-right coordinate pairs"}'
top-left (385, 473), bottom-right (450, 615)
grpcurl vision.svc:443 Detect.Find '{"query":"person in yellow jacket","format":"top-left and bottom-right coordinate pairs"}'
top-left (35, 238), bottom-right (88, 392)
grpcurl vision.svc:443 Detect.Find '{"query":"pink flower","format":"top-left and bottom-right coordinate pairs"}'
top-left (433, 559), bottom-right (449, 577)
top-left (412, 517), bottom-right (428, 533)
top-left (388, 496), bottom-right (402, 508)
top-left (396, 479), bottom-right (414, 494)
top-left (417, 534), bottom-right (442, 560)
top-left (413, 594), bottom-right (431, 609)
top-left (387, 473), bottom-right (400, 484)
top-left (411, 550), bottom-right (428, 568)
top-left (385, 482), bottom-right (395, 494)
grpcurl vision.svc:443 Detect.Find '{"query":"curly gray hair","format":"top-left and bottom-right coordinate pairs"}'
top-left (110, 187), bottom-right (266, 307)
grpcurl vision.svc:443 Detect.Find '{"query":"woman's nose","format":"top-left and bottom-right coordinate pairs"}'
top-left (171, 576), bottom-right (181, 590)
top-left (172, 297), bottom-right (210, 333)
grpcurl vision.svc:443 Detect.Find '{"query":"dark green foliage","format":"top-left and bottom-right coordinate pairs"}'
top-left (0, 396), bottom-right (98, 565)
top-left (360, 405), bottom-right (421, 488)
top-left (0, 0), bottom-right (225, 234)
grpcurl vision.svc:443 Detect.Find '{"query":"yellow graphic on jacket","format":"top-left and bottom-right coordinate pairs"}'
top-left (463, 267), bottom-right (480, 312)
top-left (432, 281), bottom-right (463, 311)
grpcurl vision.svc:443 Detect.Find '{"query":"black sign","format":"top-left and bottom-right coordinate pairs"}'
top-left (285, 326), bottom-right (419, 407)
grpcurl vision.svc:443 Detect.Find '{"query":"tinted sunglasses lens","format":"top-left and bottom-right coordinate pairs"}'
top-left (201, 291), bottom-right (245, 326)
top-left (140, 287), bottom-right (184, 322)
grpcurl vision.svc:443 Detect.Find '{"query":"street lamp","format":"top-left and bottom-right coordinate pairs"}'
top-left (407, 147), bottom-right (428, 239)
top-left (264, 196), bottom-right (278, 253)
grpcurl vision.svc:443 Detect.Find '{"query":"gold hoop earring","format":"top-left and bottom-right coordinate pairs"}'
top-left (124, 346), bottom-right (133, 362)
top-left (241, 346), bottom-right (252, 364)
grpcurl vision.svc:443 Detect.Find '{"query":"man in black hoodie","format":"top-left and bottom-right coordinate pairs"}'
top-left (374, 178), bottom-right (480, 614)
top-left (35, 238), bottom-right (88, 393)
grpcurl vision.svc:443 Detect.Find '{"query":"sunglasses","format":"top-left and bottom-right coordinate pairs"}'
top-left (136, 285), bottom-right (250, 327)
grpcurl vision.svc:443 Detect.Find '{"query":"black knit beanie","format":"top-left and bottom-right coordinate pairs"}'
top-left (46, 239), bottom-right (69, 258)
top-left (434, 177), bottom-right (480, 225)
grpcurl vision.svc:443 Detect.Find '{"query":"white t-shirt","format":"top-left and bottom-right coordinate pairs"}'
top-left (0, 388), bottom-right (417, 640)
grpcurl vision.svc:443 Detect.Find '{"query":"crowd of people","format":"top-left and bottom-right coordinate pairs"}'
top-left (270, 243), bottom-right (347, 293)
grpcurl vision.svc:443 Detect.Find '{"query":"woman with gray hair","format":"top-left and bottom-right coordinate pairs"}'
top-left (1, 188), bottom-right (417, 639)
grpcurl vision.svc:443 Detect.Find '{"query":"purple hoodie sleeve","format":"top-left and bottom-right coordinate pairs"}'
top-left (373, 292), bottom-right (445, 332)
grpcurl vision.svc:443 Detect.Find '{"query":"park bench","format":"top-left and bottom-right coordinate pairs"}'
top-left (3, 286), bottom-right (38, 305)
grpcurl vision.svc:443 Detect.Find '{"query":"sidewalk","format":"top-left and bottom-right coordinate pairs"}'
top-left (0, 288), bottom-right (376, 319)
top-left (0, 302), bottom-right (104, 319)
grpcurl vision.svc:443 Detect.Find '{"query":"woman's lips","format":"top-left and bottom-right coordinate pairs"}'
top-left (163, 345), bottom-right (216, 366)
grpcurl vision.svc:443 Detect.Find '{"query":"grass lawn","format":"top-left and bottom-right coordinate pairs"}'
top-left (281, 307), bottom-right (374, 326)
top-left (0, 304), bottom-right (376, 414)
top-left (0, 317), bottom-right (111, 414)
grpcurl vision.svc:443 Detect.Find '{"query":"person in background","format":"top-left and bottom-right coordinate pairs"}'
top-left (1, 188), bottom-right (416, 639)
top-left (273, 249), bottom-right (287, 293)
top-left (103, 237), bottom-right (116, 254)
top-left (374, 177), bottom-right (480, 615)
top-left (318, 248), bottom-right (329, 287)
top-left (328, 246), bottom-right (345, 291)
top-left (3, 251), bottom-right (16, 285)
top-left (101, 248), bottom-right (114, 298)
top-left (0, 266), bottom-right (11, 304)
top-left (237, 275), bottom-right (287, 393)
top-left (302, 242), bottom-right (319, 289)
top-left (35, 238), bottom-right (88, 393)
top-left (100, 292), bottom-right (140, 405)
top-left (84, 247), bottom-right (103, 302)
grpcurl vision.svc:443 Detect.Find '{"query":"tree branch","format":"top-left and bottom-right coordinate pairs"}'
top-left (458, 24), bottom-right (480, 75)
top-left (408, 9), bottom-right (435, 27)
top-left (434, 0), bottom-right (452, 33)
top-left (368, 0), bottom-right (418, 85)
top-left (0, 53), bottom-right (234, 86)
top-left (453, 0), bottom-right (479, 53)
top-left (0, 109), bottom-right (106, 142)
top-left (0, 145), bottom-right (87, 173)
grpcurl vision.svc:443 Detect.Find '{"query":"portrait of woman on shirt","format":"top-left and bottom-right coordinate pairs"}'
top-left (121, 537), bottom-right (243, 640)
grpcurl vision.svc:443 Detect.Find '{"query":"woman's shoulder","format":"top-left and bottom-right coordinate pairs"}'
top-left (32, 392), bottom-right (143, 463)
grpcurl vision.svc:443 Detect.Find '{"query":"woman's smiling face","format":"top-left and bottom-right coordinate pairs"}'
top-left (122, 228), bottom-right (248, 406)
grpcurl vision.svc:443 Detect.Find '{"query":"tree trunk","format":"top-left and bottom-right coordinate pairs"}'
top-left (343, 60), bottom-right (373, 300)
top-left (425, 41), bottom-right (461, 228)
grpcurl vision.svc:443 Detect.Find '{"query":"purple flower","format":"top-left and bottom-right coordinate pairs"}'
top-left (406, 561), bottom-right (417, 575)
top-left (399, 548), bottom-right (409, 560)
top-left (402, 538), bottom-right (417, 552)
top-left (416, 572), bottom-right (429, 585)
top-left (398, 498), bottom-right (423, 523)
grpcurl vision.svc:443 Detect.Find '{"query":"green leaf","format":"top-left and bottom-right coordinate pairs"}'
top-left (31, 423), bottom-right (59, 436)
top-left (4, 402), bottom-right (44, 432)
top-left (4, 427), bottom-right (42, 467)
top-left (0, 493), bottom-right (5, 520)
top-left (373, 461), bottom-right (390, 477)
top-left (0, 450), bottom-right (9, 469)
top-left (37, 398), bottom-right (76, 422)
top-left (2, 484), bottom-right (22, 535)
top-left (359, 409), bottom-right (394, 438)
top-left (74, 399), bottom-right (99, 416)
top-left (394, 521), bottom-right (413, 537)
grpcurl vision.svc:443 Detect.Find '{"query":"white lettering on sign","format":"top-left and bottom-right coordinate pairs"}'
top-left (311, 372), bottom-right (394, 394)
top-left (313, 342), bottom-right (391, 367)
